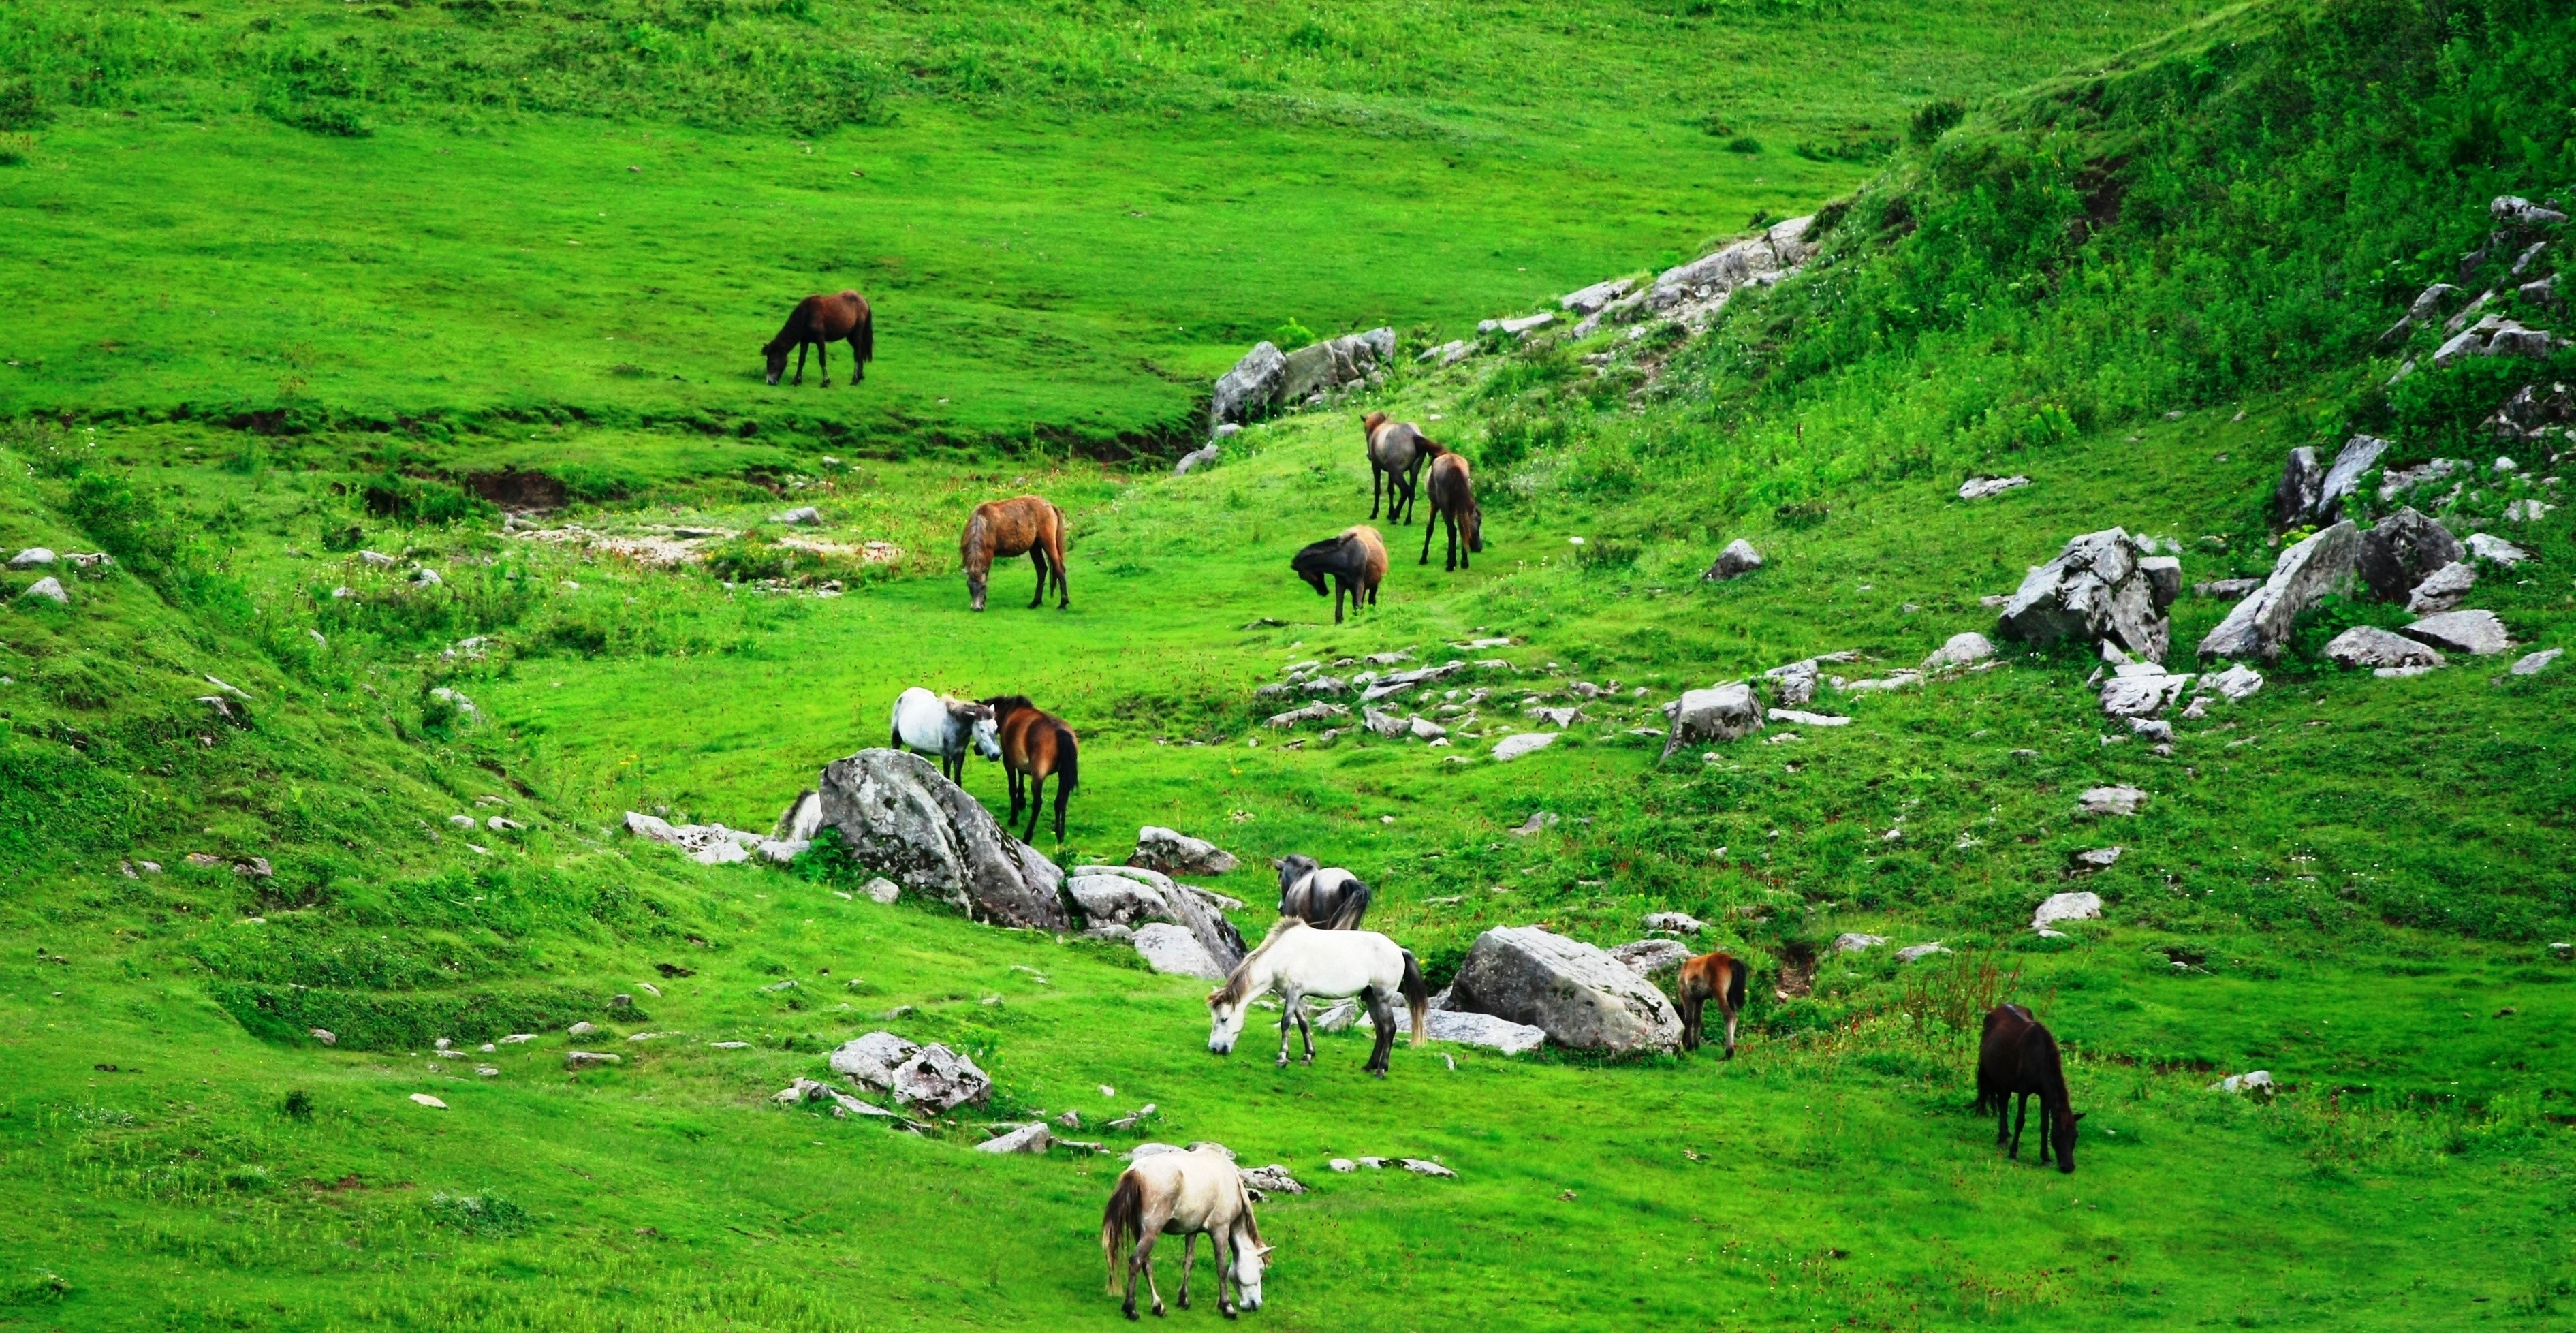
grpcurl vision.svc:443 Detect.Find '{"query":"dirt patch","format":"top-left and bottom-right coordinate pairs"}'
top-left (466, 467), bottom-right (567, 513)
top-left (1771, 941), bottom-right (1817, 1000)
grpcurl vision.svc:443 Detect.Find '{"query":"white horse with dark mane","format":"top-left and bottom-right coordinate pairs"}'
top-left (1208, 918), bottom-right (1426, 1076)
top-left (888, 686), bottom-right (999, 784)
top-left (1101, 1144), bottom-right (1269, 1320)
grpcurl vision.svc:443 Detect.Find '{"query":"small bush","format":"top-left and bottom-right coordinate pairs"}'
top-left (281, 1089), bottom-right (314, 1120)
top-left (1908, 97), bottom-right (1965, 146)
top-left (0, 79), bottom-right (47, 131)
top-left (1724, 136), bottom-right (1763, 155)
top-left (267, 100), bottom-right (372, 138)
top-left (428, 1191), bottom-right (532, 1236)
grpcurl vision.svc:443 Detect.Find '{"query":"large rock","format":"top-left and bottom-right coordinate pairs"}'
top-left (2406, 561), bottom-right (2477, 614)
top-left (2272, 446), bottom-right (2323, 527)
top-left (829, 1031), bottom-right (920, 1091)
top-left (977, 1123), bottom-right (1054, 1155)
top-left (1446, 926), bottom-right (1684, 1052)
top-left (1133, 923), bottom-right (1227, 979)
top-left (2098, 665), bottom-right (2193, 718)
top-left (2197, 522), bottom-right (2359, 661)
top-left (20, 576), bottom-right (67, 604)
top-left (2077, 785), bottom-right (2148, 817)
top-left (1071, 864), bottom-right (1244, 970)
top-left (1660, 683), bottom-right (1763, 757)
top-left (1131, 826), bottom-right (1238, 876)
top-left (1210, 342), bottom-right (1287, 426)
top-left (1998, 529), bottom-right (2175, 661)
top-left (1275, 329), bottom-right (1396, 407)
top-left (2400, 609), bottom-right (2511, 655)
top-left (1066, 873), bottom-right (1172, 930)
top-left (2310, 435), bottom-right (2389, 522)
top-left (814, 749), bottom-right (1069, 930)
top-left (1923, 631), bottom-right (1995, 671)
top-left (1419, 1009), bottom-right (1545, 1056)
top-left (2357, 508), bottom-right (2464, 602)
top-left (2325, 625), bottom-right (2444, 670)
top-left (2031, 892), bottom-right (2103, 934)
top-left (2466, 533), bottom-right (2530, 566)
top-left (1703, 539), bottom-right (1763, 581)
top-left (890, 1044), bottom-right (992, 1114)
top-left (1492, 732), bottom-right (1559, 762)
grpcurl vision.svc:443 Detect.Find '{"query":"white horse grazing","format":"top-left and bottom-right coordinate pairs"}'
top-left (888, 686), bottom-right (999, 784)
top-left (1101, 1145), bottom-right (1270, 1320)
top-left (1208, 918), bottom-right (1426, 1076)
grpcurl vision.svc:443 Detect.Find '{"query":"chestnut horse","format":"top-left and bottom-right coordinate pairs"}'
top-left (982, 695), bottom-right (1079, 842)
top-left (1418, 450), bottom-right (1483, 571)
top-left (1363, 412), bottom-right (1439, 524)
top-left (762, 290), bottom-right (875, 387)
top-left (1975, 1003), bottom-right (2082, 1172)
top-left (1675, 950), bottom-right (1750, 1057)
top-left (961, 496), bottom-right (1069, 612)
top-left (1289, 525), bottom-right (1385, 624)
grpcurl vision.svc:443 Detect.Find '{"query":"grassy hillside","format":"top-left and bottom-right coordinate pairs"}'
top-left (5, 0), bottom-right (2576, 1327)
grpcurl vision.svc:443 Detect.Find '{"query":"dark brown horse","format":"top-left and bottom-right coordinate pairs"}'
top-left (1675, 950), bottom-right (1749, 1057)
top-left (1418, 450), bottom-right (1483, 571)
top-left (763, 290), bottom-right (875, 387)
top-left (1363, 412), bottom-right (1439, 524)
top-left (1975, 1003), bottom-right (2082, 1173)
top-left (983, 695), bottom-right (1079, 843)
top-left (1289, 524), bottom-right (1385, 624)
top-left (961, 496), bottom-right (1069, 612)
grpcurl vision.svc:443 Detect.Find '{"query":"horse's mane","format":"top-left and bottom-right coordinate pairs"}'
top-left (1211, 918), bottom-right (1308, 1006)
top-left (981, 693), bottom-right (1034, 715)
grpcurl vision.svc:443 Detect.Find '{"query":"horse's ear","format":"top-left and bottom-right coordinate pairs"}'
top-left (1270, 858), bottom-right (1285, 869)
top-left (1255, 1244), bottom-right (1274, 1258)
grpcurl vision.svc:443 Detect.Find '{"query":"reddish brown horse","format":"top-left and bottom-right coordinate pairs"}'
top-left (1418, 451), bottom-right (1483, 571)
top-left (763, 290), bottom-right (875, 387)
top-left (1675, 951), bottom-right (1749, 1057)
top-left (962, 496), bottom-right (1069, 612)
top-left (982, 695), bottom-right (1080, 843)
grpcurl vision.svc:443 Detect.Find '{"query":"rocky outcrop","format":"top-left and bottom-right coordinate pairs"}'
top-left (2030, 892), bottom-right (2103, 935)
top-left (1210, 343), bottom-right (1287, 428)
top-left (1212, 330), bottom-right (1395, 428)
top-left (1644, 217), bottom-right (1816, 326)
top-left (1958, 475), bottom-right (2030, 500)
top-left (829, 1031), bottom-right (920, 1091)
top-left (2077, 785), bottom-right (2148, 817)
top-left (1446, 926), bottom-right (1683, 1052)
top-left (2405, 561), bottom-right (2476, 614)
top-left (1608, 939), bottom-right (1691, 974)
top-left (1703, 539), bottom-right (1763, 581)
top-left (1923, 631), bottom-right (1995, 671)
top-left (1998, 529), bottom-right (2176, 661)
top-left (1133, 923), bottom-right (1227, 979)
top-left (2275, 435), bottom-right (2387, 526)
top-left (2097, 663), bottom-right (2193, 718)
top-left (624, 811), bottom-right (805, 866)
top-left (1071, 864), bottom-right (1244, 970)
top-left (2356, 508), bottom-right (2464, 602)
top-left (1131, 827), bottom-right (1238, 876)
top-left (1660, 683), bottom-right (1763, 758)
top-left (2197, 522), bottom-right (2359, 661)
top-left (890, 1044), bottom-right (992, 1114)
top-left (813, 749), bottom-right (1069, 930)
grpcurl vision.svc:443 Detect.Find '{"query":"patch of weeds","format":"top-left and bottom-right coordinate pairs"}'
top-left (281, 1089), bottom-right (314, 1120)
top-left (426, 1191), bottom-right (531, 1236)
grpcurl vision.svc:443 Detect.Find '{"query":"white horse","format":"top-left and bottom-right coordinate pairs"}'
top-left (1101, 1145), bottom-right (1270, 1320)
top-left (888, 686), bottom-right (999, 784)
top-left (1208, 918), bottom-right (1427, 1076)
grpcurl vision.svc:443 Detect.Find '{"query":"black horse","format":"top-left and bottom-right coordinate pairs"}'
top-left (1273, 854), bottom-right (1371, 930)
top-left (1975, 1003), bottom-right (2083, 1172)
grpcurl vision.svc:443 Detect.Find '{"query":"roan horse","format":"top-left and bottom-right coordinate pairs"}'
top-left (961, 496), bottom-right (1069, 612)
top-left (1363, 411), bottom-right (1440, 523)
top-left (1272, 853), bottom-right (1371, 930)
top-left (1101, 1144), bottom-right (1270, 1321)
top-left (980, 695), bottom-right (1078, 843)
top-left (1674, 950), bottom-right (1750, 1058)
top-left (1975, 1003), bottom-right (2083, 1173)
top-left (762, 290), bottom-right (874, 387)
top-left (1208, 918), bottom-right (1426, 1076)
top-left (1289, 525), bottom-right (1385, 624)
top-left (888, 687), bottom-right (999, 784)
top-left (1417, 450), bottom-right (1483, 571)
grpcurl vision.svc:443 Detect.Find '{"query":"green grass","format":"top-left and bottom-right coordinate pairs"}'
top-left (5, 0), bottom-right (2576, 1326)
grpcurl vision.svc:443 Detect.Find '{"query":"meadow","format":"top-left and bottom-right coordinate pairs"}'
top-left (3, 0), bottom-right (2575, 1327)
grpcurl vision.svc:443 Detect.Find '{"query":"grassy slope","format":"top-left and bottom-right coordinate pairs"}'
top-left (5, 0), bottom-right (2576, 1326)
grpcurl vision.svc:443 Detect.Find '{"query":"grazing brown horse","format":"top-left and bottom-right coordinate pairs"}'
top-left (1364, 412), bottom-right (1440, 524)
top-left (982, 694), bottom-right (1079, 843)
top-left (1418, 450), bottom-right (1483, 571)
top-left (1675, 950), bottom-right (1749, 1057)
top-left (1975, 1003), bottom-right (2083, 1173)
top-left (1289, 525), bottom-right (1385, 624)
top-left (961, 496), bottom-right (1069, 612)
top-left (763, 290), bottom-right (874, 387)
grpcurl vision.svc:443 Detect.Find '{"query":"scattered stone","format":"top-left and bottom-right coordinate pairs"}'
top-left (2211, 1070), bottom-right (2276, 1098)
top-left (1560, 277), bottom-right (1637, 315)
top-left (2126, 718), bottom-right (2172, 743)
top-left (2032, 891), bottom-right (2103, 932)
top-left (309, 1028), bottom-right (337, 1045)
top-left (809, 749), bottom-right (1067, 930)
top-left (565, 1051), bottom-right (621, 1069)
top-left (2278, 435), bottom-right (2385, 525)
top-left (857, 876), bottom-right (900, 905)
top-left (1703, 539), bottom-right (1763, 581)
top-left (1608, 939), bottom-right (1691, 974)
top-left (1266, 701), bottom-right (1349, 728)
top-left (2099, 667), bottom-right (2193, 719)
top-left (1447, 926), bottom-right (1683, 1052)
top-left (1894, 943), bottom-right (1951, 962)
top-left (1999, 529), bottom-right (2176, 661)
top-left (2466, 532), bottom-right (2530, 566)
top-left (1400, 1158), bottom-right (1458, 1178)
top-left (2197, 522), bottom-right (2360, 661)
top-left (2069, 847), bottom-right (2122, 873)
top-left (1509, 811), bottom-right (1560, 836)
top-left (1832, 933), bottom-right (1885, 954)
top-left (1492, 732), bottom-right (1559, 762)
top-left (1211, 341), bottom-right (1287, 426)
top-left (890, 1044), bottom-right (991, 1113)
top-left (410, 1093), bottom-right (448, 1109)
top-left (567, 1021), bottom-right (601, 1037)
top-left (1133, 923), bottom-right (1227, 979)
top-left (1659, 682), bottom-right (1763, 757)
top-left (1768, 708), bottom-right (1851, 727)
top-left (1921, 632), bottom-right (1996, 673)
top-left (1328, 1158), bottom-right (1357, 1173)
top-left (1642, 911), bottom-right (1706, 933)
top-left (409, 567), bottom-right (444, 587)
top-left (359, 550), bottom-right (397, 567)
top-left (829, 1031), bottom-right (920, 1091)
top-left (1131, 826), bottom-right (1238, 876)
top-left (2509, 647), bottom-right (2562, 676)
top-left (1958, 475), bottom-right (2031, 501)
top-left (2400, 609), bottom-right (2511, 655)
top-left (2325, 625), bottom-right (2442, 670)
top-left (1763, 658), bottom-right (1823, 705)
top-left (2405, 561), bottom-right (2477, 614)
top-left (2077, 785), bottom-right (2148, 817)
top-left (772, 505), bottom-right (822, 526)
top-left (1173, 444), bottom-right (1221, 476)
top-left (1415, 1009), bottom-right (1545, 1054)
top-left (10, 548), bottom-right (55, 567)
top-left (20, 576), bottom-right (67, 604)
top-left (977, 1123), bottom-right (1054, 1155)
top-left (2357, 508), bottom-right (2466, 603)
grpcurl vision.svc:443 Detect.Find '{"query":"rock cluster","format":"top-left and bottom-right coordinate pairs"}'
top-left (2197, 522), bottom-right (2358, 661)
top-left (1210, 328), bottom-right (1396, 430)
top-left (624, 811), bottom-right (806, 866)
top-left (1998, 529), bottom-right (2178, 661)
top-left (2272, 435), bottom-right (2387, 526)
top-left (1130, 826), bottom-right (1238, 876)
top-left (1067, 864), bottom-right (1246, 974)
top-left (1659, 683), bottom-right (1763, 757)
top-left (810, 749), bottom-right (1069, 930)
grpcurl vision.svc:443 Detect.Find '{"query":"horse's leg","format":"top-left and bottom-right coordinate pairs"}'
top-left (793, 342), bottom-right (809, 386)
top-left (1333, 580), bottom-right (1347, 625)
top-left (1028, 546), bottom-right (1048, 609)
top-left (1370, 465), bottom-right (1383, 520)
top-left (849, 332), bottom-right (865, 382)
top-left (1053, 767), bottom-right (1069, 843)
top-left (1680, 996), bottom-right (1699, 1051)
top-left (1276, 990), bottom-right (1295, 1068)
top-left (1022, 773), bottom-right (1043, 844)
top-left (1723, 1000), bottom-right (1740, 1059)
top-left (1178, 1233), bottom-right (1194, 1310)
top-left (817, 339), bottom-right (830, 388)
top-left (1141, 1228), bottom-right (1166, 1317)
top-left (2009, 1093), bottom-right (2028, 1159)
top-left (1123, 1225), bottom-right (1148, 1320)
top-left (1364, 987), bottom-right (1395, 1076)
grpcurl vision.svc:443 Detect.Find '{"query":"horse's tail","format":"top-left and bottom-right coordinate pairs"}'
top-left (1052, 723), bottom-right (1078, 797)
top-left (1725, 954), bottom-right (1748, 1014)
top-left (857, 299), bottom-right (875, 365)
top-left (1101, 1171), bottom-right (1143, 1293)
top-left (1334, 877), bottom-right (1372, 931)
top-left (1398, 947), bottom-right (1428, 1047)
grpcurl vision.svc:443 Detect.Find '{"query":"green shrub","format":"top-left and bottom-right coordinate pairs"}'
top-left (1907, 97), bottom-right (1964, 146)
top-left (0, 78), bottom-right (46, 131)
top-left (362, 473), bottom-right (488, 526)
top-left (1725, 136), bottom-right (1763, 155)
top-left (428, 1191), bottom-right (533, 1236)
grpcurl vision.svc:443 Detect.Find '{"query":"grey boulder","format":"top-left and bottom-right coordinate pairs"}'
top-left (1703, 539), bottom-right (1763, 581)
top-left (1131, 826), bottom-right (1239, 876)
top-left (2197, 522), bottom-right (2359, 661)
top-left (1607, 939), bottom-right (1692, 974)
top-left (1923, 631), bottom-right (1995, 671)
top-left (2272, 446), bottom-right (2323, 527)
top-left (2406, 561), bottom-right (2477, 614)
top-left (1642, 911), bottom-right (1706, 933)
top-left (2357, 508), bottom-right (2464, 602)
top-left (890, 1044), bottom-right (991, 1114)
top-left (2325, 625), bottom-right (2443, 670)
top-left (2077, 785), bottom-right (2148, 817)
top-left (1211, 342), bottom-right (1287, 426)
top-left (1133, 923), bottom-right (1227, 979)
top-left (813, 749), bottom-right (1069, 930)
top-left (1998, 528), bottom-right (2174, 661)
top-left (1418, 1009), bottom-right (1545, 1056)
top-left (829, 1031), bottom-right (921, 1091)
top-left (2030, 891), bottom-right (2103, 933)
top-left (1832, 932), bottom-right (1886, 954)
top-left (1660, 683), bottom-right (1763, 757)
top-left (1446, 926), bottom-right (1683, 1052)
top-left (20, 576), bottom-right (67, 604)
top-left (2400, 609), bottom-right (2511, 656)
top-left (2199, 663), bottom-right (2264, 702)
top-left (977, 1123), bottom-right (1054, 1154)
top-left (1173, 444), bottom-right (1221, 476)
top-left (2510, 647), bottom-right (2562, 676)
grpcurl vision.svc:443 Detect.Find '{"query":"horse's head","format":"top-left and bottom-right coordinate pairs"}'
top-left (1230, 1234), bottom-right (1271, 1310)
top-left (969, 710), bottom-right (1001, 761)
top-left (2052, 1110), bottom-right (2083, 1174)
top-left (1206, 982), bottom-right (1251, 1056)
top-left (966, 567), bottom-right (988, 611)
top-left (1361, 410), bottom-right (1387, 435)
top-left (1460, 497), bottom-right (1484, 553)
top-left (761, 338), bottom-right (790, 386)
top-left (1272, 853), bottom-right (1317, 909)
